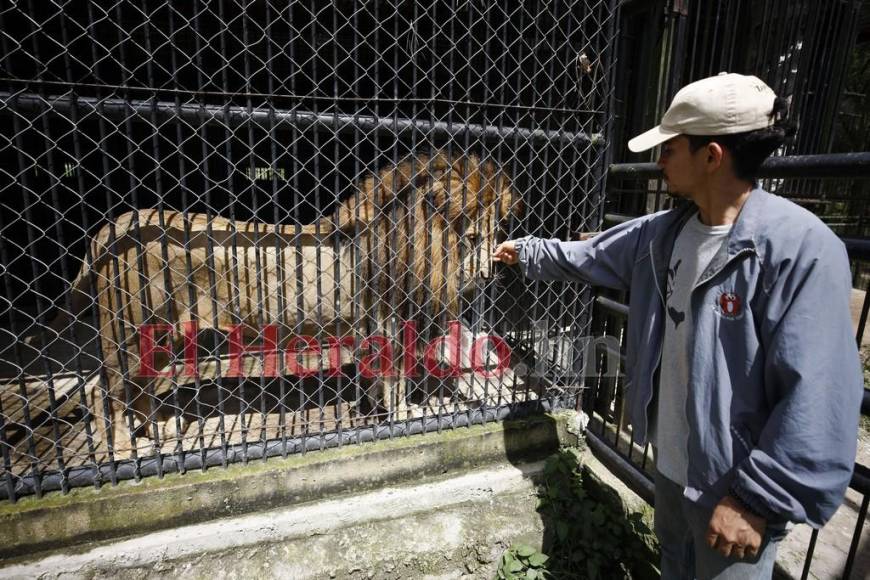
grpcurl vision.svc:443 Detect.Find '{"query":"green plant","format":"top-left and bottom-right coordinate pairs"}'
top-left (496, 544), bottom-right (551, 580)
top-left (495, 448), bottom-right (658, 580)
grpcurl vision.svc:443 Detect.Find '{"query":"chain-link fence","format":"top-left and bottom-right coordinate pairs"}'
top-left (0, 1), bottom-right (620, 500)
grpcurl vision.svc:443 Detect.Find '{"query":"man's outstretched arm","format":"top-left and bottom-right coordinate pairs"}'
top-left (492, 214), bottom-right (653, 291)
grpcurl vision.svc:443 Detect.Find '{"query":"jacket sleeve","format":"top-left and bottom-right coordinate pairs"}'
top-left (515, 215), bottom-right (650, 291)
top-left (730, 231), bottom-right (863, 528)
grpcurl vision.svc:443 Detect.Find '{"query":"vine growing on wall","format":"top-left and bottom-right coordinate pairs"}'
top-left (496, 448), bottom-right (659, 580)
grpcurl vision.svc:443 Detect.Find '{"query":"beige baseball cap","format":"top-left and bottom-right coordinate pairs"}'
top-left (628, 72), bottom-right (778, 153)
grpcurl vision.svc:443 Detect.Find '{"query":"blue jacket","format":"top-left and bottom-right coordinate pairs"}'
top-left (515, 187), bottom-right (863, 527)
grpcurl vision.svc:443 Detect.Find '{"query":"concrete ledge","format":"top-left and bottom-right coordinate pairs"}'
top-left (1, 461), bottom-right (548, 579)
top-left (1, 411), bottom-right (581, 561)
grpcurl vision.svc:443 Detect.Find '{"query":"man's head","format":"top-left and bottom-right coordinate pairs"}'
top-left (628, 73), bottom-right (795, 198)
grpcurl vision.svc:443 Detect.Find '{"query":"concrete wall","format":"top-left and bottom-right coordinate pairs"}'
top-left (0, 411), bottom-right (656, 579)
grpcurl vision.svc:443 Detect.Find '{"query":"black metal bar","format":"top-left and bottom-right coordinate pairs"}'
top-left (167, 0), bottom-right (208, 471)
top-left (586, 428), bottom-right (655, 505)
top-left (595, 296), bottom-right (629, 318)
top-left (800, 528), bottom-right (819, 580)
top-left (193, 0), bottom-right (229, 468)
top-left (240, 0), bottom-right (270, 455)
top-left (58, 0), bottom-right (102, 492)
top-left (83, 0), bottom-right (122, 484)
top-left (141, 0), bottom-right (184, 476)
top-left (264, 0), bottom-right (289, 458)
top-left (603, 212), bottom-right (635, 225)
top-left (114, 0), bottom-right (159, 474)
top-left (330, 3), bottom-right (344, 446)
top-left (843, 238), bottom-right (870, 261)
top-left (0, 400), bottom-right (553, 500)
top-left (22, 0), bottom-right (71, 494)
top-left (350, 0), bottom-right (365, 441)
top-left (610, 152), bottom-right (870, 179)
top-left (842, 492), bottom-right (868, 579)
top-left (217, 0), bottom-right (249, 463)
top-left (0, 92), bottom-right (597, 147)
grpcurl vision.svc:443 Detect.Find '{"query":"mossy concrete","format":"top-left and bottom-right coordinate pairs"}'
top-left (1, 460), bottom-right (548, 579)
top-left (1, 411), bottom-right (579, 560)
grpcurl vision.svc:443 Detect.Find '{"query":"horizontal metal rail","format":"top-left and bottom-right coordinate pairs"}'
top-left (0, 91), bottom-right (600, 146)
top-left (610, 152), bottom-right (870, 179)
top-left (595, 295), bottom-right (629, 317)
top-left (0, 398), bottom-right (561, 500)
top-left (586, 428), bottom-right (655, 505)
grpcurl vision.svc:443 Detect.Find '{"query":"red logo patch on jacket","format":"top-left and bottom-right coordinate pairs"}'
top-left (718, 292), bottom-right (742, 319)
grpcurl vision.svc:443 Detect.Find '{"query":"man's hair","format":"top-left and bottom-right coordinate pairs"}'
top-left (686, 97), bottom-right (797, 182)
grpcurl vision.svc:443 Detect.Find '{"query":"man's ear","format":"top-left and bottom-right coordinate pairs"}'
top-left (706, 142), bottom-right (725, 171)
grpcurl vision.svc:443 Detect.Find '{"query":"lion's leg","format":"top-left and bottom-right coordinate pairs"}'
top-left (362, 317), bottom-right (408, 422)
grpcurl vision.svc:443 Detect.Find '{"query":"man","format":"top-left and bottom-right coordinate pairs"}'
top-left (493, 73), bottom-right (863, 579)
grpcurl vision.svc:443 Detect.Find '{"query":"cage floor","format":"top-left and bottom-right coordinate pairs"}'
top-left (0, 361), bottom-right (539, 478)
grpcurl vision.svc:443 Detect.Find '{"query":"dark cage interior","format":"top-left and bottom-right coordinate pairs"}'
top-left (0, 0), bottom-right (619, 499)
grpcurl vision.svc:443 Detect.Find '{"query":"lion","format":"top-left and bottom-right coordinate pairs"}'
top-left (56, 152), bottom-right (523, 446)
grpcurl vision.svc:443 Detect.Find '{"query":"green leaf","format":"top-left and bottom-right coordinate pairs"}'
top-left (525, 569), bottom-right (539, 580)
top-left (528, 553), bottom-right (549, 567)
top-left (516, 544), bottom-right (536, 558)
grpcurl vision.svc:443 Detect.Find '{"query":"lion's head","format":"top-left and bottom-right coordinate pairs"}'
top-left (336, 152), bottom-right (524, 317)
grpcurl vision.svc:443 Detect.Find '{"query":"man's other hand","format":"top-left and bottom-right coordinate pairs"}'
top-left (705, 495), bottom-right (766, 560)
top-left (492, 241), bottom-right (519, 265)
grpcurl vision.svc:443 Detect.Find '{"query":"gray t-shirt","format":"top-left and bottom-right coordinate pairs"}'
top-left (655, 213), bottom-right (732, 486)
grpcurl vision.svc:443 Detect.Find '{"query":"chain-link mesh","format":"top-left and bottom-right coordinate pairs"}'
top-left (0, 0), bottom-right (619, 499)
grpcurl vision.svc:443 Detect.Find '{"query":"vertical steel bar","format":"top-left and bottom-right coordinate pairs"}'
top-left (842, 492), bottom-right (868, 579)
top-left (217, 0), bottom-right (249, 462)
top-left (193, 0), bottom-right (230, 467)
top-left (113, 0), bottom-right (164, 475)
top-left (167, 0), bottom-right (209, 469)
top-left (11, 1), bottom-right (72, 494)
top-left (330, 2), bottom-right (345, 444)
top-left (388, 0), bottom-right (402, 430)
top-left (140, 0), bottom-right (185, 475)
top-left (800, 528), bottom-right (819, 580)
top-left (350, 0), bottom-right (365, 438)
top-left (488, 0), bottom-right (517, 412)
top-left (420, 0), bottom-right (439, 434)
top-left (263, 0), bottom-right (291, 458)
top-left (58, 0), bottom-right (101, 490)
top-left (306, 0), bottom-right (327, 449)
top-left (84, 0), bottom-right (131, 482)
top-left (240, 0), bottom-right (270, 453)
top-left (402, 0), bottom-right (424, 427)
top-left (508, 2), bottom-right (529, 405)
top-left (288, 2), bottom-right (309, 455)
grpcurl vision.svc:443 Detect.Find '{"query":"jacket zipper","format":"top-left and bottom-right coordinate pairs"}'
top-left (643, 238), bottom-right (666, 442)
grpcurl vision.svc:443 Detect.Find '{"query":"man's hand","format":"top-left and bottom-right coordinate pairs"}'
top-left (492, 241), bottom-right (519, 265)
top-left (706, 495), bottom-right (766, 560)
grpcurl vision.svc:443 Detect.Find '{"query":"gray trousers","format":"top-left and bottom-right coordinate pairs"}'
top-left (654, 471), bottom-right (785, 580)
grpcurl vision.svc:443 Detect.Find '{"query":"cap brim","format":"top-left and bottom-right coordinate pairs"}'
top-left (627, 125), bottom-right (680, 153)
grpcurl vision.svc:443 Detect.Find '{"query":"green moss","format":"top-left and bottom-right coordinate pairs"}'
top-left (1, 411), bottom-right (575, 560)
top-left (0, 417), bottom-right (521, 515)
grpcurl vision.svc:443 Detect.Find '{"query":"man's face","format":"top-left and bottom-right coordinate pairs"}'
top-left (657, 136), bottom-right (708, 199)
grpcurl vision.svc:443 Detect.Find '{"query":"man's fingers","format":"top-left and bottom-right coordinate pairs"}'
top-left (705, 531), bottom-right (719, 548)
top-left (745, 544), bottom-right (759, 559)
top-left (731, 545), bottom-right (746, 560)
top-left (716, 540), bottom-right (734, 558)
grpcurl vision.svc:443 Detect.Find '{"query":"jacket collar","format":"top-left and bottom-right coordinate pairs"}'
top-left (649, 186), bottom-right (768, 297)
top-left (726, 185), bottom-right (767, 262)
